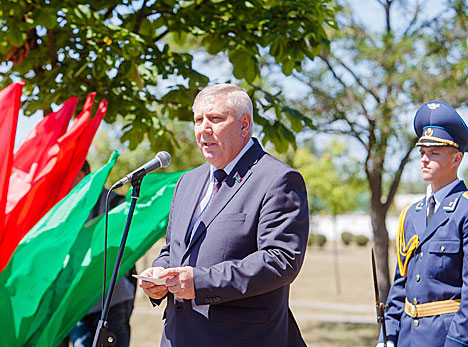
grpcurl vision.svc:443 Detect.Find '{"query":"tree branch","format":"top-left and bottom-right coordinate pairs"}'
top-left (134, 0), bottom-right (148, 33)
top-left (47, 29), bottom-right (58, 67)
top-left (402, 0), bottom-right (421, 37)
top-left (332, 55), bottom-right (382, 104)
top-left (104, 5), bottom-right (117, 20)
top-left (384, 138), bottom-right (417, 212)
top-left (405, 7), bottom-right (445, 37)
top-left (320, 56), bottom-right (349, 90)
top-left (154, 29), bottom-right (169, 43)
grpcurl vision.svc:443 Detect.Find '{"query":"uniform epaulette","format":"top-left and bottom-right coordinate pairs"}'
top-left (396, 205), bottom-right (419, 277)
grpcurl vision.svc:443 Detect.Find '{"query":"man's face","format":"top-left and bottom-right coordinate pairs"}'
top-left (193, 95), bottom-right (251, 169)
top-left (419, 146), bottom-right (461, 185)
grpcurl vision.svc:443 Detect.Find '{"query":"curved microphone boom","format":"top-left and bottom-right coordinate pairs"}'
top-left (111, 151), bottom-right (171, 189)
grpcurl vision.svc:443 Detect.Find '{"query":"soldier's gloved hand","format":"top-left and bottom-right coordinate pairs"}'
top-left (376, 342), bottom-right (395, 347)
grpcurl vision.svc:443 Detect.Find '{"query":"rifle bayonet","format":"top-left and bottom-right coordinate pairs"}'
top-left (372, 248), bottom-right (388, 347)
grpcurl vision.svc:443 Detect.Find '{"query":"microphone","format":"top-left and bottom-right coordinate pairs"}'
top-left (111, 151), bottom-right (171, 189)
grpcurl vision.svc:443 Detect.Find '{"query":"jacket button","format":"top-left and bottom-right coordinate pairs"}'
top-left (440, 245), bottom-right (445, 252)
top-left (414, 319), bottom-right (419, 327)
top-left (419, 252), bottom-right (423, 259)
top-left (204, 298), bottom-right (211, 304)
top-left (416, 274), bottom-right (420, 282)
top-left (175, 302), bottom-right (183, 311)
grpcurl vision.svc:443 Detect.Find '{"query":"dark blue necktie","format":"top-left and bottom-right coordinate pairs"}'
top-left (427, 195), bottom-right (436, 224)
top-left (213, 169), bottom-right (228, 195)
top-left (185, 169), bottom-right (227, 245)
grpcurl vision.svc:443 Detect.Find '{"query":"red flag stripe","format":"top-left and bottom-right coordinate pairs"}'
top-left (0, 93), bottom-right (106, 272)
top-left (0, 82), bottom-right (24, 235)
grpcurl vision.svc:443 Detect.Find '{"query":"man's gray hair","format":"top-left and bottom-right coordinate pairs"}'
top-left (193, 84), bottom-right (254, 134)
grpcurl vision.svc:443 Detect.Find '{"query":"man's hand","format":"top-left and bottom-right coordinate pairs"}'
top-left (139, 266), bottom-right (168, 300)
top-left (159, 266), bottom-right (195, 300)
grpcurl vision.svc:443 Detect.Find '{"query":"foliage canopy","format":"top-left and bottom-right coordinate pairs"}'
top-left (0, 0), bottom-right (336, 152)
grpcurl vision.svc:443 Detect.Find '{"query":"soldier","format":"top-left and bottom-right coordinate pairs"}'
top-left (377, 101), bottom-right (468, 347)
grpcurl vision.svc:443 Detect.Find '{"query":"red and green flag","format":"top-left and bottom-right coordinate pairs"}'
top-left (0, 151), bottom-right (183, 346)
top-left (0, 93), bottom-right (105, 272)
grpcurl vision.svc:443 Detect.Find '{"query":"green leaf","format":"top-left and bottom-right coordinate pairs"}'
top-left (130, 61), bottom-right (144, 89)
top-left (269, 36), bottom-right (285, 62)
top-left (76, 4), bottom-right (91, 20)
top-left (229, 48), bottom-right (258, 82)
top-left (139, 18), bottom-right (153, 36)
top-left (8, 26), bottom-right (26, 46)
top-left (285, 41), bottom-right (304, 62)
top-left (284, 106), bottom-right (307, 132)
top-left (35, 9), bottom-right (57, 29)
top-left (281, 59), bottom-right (295, 75)
top-left (204, 34), bottom-right (227, 55)
top-left (160, 88), bottom-right (193, 106)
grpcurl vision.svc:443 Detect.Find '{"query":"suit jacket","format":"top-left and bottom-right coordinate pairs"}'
top-left (382, 181), bottom-right (468, 347)
top-left (152, 138), bottom-right (309, 347)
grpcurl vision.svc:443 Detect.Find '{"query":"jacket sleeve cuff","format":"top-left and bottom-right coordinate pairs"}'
top-left (149, 295), bottom-right (167, 307)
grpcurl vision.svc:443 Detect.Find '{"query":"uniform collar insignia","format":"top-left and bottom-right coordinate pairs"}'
top-left (415, 199), bottom-right (424, 211)
top-left (442, 196), bottom-right (461, 212)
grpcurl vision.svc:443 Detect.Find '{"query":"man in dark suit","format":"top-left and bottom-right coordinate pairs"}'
top-left (377, 101), bottom-right (468, 347)
top-left (140, 84), bottom-right (309, 346)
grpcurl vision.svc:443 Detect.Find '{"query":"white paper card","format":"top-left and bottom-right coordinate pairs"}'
top-left (132, 274), bottom-right (166, 285)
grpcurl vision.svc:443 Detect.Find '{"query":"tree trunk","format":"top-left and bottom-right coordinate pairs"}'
top-left (370, 200), bottom-right (391, 301)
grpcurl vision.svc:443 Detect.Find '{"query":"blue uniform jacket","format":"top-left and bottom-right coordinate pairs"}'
top-left (382, 181), bottom-right (468, 346)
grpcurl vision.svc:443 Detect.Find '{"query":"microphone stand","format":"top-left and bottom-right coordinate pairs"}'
top-left (92, 179), bottom-right (142, 347)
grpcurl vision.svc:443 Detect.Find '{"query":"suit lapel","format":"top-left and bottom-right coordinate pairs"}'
top-left (177, 165), bottom-right (210, 243)
top-left (183, 140), bottom-right (264, 256)
top-left (418, 181), bottom-right (467, 247)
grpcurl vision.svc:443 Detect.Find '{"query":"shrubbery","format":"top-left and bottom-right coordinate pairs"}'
top-left (341, 232), bottom-right (354, 246)
top-left (354, 235), bottom-right (369, 247)
top-left (308, 233), bottom-right (327, 248)
top-left (340, 232), bottom-right (369, 247)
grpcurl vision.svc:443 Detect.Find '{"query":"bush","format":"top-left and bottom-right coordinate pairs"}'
top-left (355, 234), bottom-right (369, 247)
top-left (341, 232), bottom-right (354, 246)
top-left (316, 234), bottom-right (327, 247)
top-left (307, 234), bottom-right (327, 248)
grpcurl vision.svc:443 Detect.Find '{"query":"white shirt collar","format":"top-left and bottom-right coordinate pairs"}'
top-left (210, 138), bottom-right (254, 180)
top-left (426, 178), bottom-right (460, 206)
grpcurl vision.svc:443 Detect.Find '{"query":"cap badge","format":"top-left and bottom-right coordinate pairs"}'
top-left (425, 128), bottom-right (434, 136)
top-left (427, 103), bottom-right (440, 110)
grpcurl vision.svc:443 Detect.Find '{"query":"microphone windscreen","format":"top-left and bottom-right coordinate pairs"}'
top-left (157, 151), bottom-right (171, 168)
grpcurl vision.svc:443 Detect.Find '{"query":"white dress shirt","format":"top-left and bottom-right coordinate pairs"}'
top-left (426, 178), bottom-right (460, 215)
top-left (185, 138), bottom-right (255, 317)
